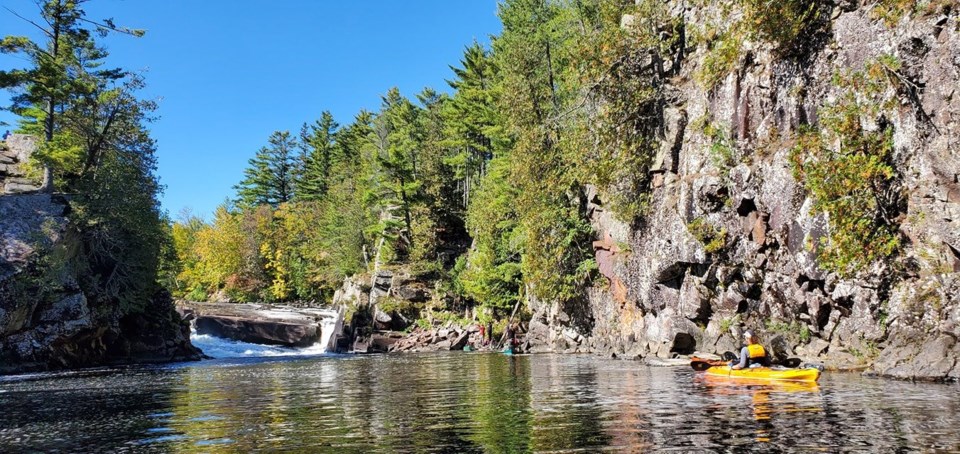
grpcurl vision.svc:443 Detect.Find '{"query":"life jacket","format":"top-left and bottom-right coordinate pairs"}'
top-left (746, 343), bottom-right (767, 366)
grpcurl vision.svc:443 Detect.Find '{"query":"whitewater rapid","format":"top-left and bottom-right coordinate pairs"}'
top-left (190, 331), bottom-right (329, 359)
top-left (188, 306), bottom-right (344, 359)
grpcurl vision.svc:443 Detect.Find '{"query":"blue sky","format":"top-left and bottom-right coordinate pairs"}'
top-left (0, 1), bottom-right (502, 219)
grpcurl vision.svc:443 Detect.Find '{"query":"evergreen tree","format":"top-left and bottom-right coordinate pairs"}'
top-left (370, 88), bottom-right (423, 257)
top-left (0, 0), bottom-right (143, 192)
top-left (296, 111), bottom-right (338, 201)
top-left (443, 42), bottom-right (503, 207)
top-left (235, 131), bottom-right (298, 208)
top-left (323, 111), bottom-right (377, 275)
top-left (1, 1), bottom-right (174, 313)
top-left (415, 87), bottom-right (469, 262)
top-left (493, 0), bottom-right (598, 304)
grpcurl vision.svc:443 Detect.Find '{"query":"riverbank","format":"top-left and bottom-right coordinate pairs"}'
top-left (1, 135), bottom-right (202, 375)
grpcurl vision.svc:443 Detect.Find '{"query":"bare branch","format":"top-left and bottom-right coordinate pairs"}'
top-left (2, 5), bottom-right (54, 39)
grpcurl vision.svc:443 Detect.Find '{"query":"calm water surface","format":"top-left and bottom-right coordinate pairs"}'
top-left (1, 352), bottom-right (959, 452)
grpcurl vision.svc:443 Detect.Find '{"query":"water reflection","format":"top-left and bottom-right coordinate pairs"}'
top-left (1, 354), bottom-right (959, 452)
top-left (696, 375), bottom-right (823, 445)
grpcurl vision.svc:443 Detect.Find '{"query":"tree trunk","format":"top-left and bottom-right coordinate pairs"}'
top-left (39, 166), bottom-right (54, 193)
top-left (40, 6), bottom-right (63, 194)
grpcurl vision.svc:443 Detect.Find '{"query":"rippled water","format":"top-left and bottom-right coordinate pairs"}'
top-left (1, 352), bottom-right (959, 452)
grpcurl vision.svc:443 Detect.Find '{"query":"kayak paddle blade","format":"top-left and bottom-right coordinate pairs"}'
top-left (782, 357), bottom-right (802, 368)
top-left (690, 360), bottom-right (714, 371)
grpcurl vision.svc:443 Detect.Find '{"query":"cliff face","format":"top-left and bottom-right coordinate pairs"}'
top-left (526, 2), bottom-right (960, 381)
top-left (0, 136), bottom-right (201, 374)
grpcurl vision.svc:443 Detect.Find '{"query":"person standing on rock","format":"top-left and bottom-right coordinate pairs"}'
top-left (2, 130), bottom-right (9, 141)
top-left (731, 330), bottom-right (768, 369)
top-left (506, 322), bottom-right (522, 354)
top-left (504, 323), bottom-right (516, 353)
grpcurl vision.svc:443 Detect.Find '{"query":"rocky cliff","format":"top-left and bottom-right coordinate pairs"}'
top-left (0, 135), bottom-right (201, 374)
top-left (521, 1), bottom-right (960, 381)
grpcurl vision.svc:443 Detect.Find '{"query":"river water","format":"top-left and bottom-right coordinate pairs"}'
top-left (1, 349), bottom-right (959, 452)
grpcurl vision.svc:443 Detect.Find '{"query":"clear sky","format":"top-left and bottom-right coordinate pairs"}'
top-left (0, 0), bottom-right (502, 219)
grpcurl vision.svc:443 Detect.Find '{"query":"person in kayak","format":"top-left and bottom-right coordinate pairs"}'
top-left (731, 330), bottom-right (769, 369)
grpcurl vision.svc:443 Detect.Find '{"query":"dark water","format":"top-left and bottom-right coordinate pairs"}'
top-left (1, 353), bottom-right (959, 453)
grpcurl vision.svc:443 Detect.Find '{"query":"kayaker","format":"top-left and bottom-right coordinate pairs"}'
top-left (505, 323), bottom-right (517, 353)
top-left (731, 330), bottom-right (768, 369)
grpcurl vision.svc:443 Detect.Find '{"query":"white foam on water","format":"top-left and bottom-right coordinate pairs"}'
top-left (317, 307), bottom-right (344, 352)
top-left (188, 306), bottom-right (344, 359)
top-left (190, 331), bottom-right (328, 359)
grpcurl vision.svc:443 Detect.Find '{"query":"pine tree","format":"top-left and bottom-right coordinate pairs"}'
top-left (324, 111), bottom-right (377, 273)
top-left (0, 0), bottom-right (144, 192)
top-left (235, 131), bottom-right (297, 208)
top-left (296, 111), bottom-right (338, 201)
top-left (443, 42), bottom-right (503, 207)
top-left (370, 88), bottom-right (423, 256)
top-left (491, 0), bottom-right (599, 304)
top-left (415, 87), bottom-right (471, 262)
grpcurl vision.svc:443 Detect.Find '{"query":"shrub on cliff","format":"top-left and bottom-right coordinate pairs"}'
top-left (1, 1), bottom-right (172, 315)
top-left (790, 57), bottom-right (906, 277)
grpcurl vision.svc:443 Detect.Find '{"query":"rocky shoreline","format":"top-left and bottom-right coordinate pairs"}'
top-left (334, 262), bottom-right (957, 382)
top-left (1, 136), bottom-right (202, 375)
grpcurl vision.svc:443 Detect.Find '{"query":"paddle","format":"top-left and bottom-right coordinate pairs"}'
top-left (690, 357), bottom-right (726, 371)
top-left (780, 357), bottom-right (802, 368)
top-left (690, 360), bottom-right (715, 371)
top-left (723, 351), bottom-right (804, 368)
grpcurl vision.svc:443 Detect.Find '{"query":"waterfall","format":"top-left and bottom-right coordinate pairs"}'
top-left (188, 305), bottom-right (345, 359)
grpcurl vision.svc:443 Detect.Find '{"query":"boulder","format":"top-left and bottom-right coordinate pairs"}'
top-left (767, 334), bottom-right (794, 362)
top-left (369, 333), bottom-right (400, 352)
top-left (392, 284), bottom-right (430, 302)
top-left (450, 331), bottom-right (470, 350)
top-left (872, 335), bottom-right (958, 381)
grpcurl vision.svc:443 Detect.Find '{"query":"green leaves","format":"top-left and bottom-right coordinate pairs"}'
top-left (0, 1), bottom-right (169, 315)
top-left (169, 0), bottom-right (698, 319)
top-left (687, 218), bottom-right (728, 254)
top-left (790, 58), bottom-right (903, 277)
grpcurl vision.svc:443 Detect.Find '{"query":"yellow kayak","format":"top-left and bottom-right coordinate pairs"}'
top-left (705, 365), bottom-right (821, 382)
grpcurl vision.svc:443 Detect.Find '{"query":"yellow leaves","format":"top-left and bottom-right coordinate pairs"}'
top-left (262, 240), bottom-right (289, 301)
top-left (170, 199), bottom-right (353, 302)
top-left (788, 58), bottom-right (903, 277)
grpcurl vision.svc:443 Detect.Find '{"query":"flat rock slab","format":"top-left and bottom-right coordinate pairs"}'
top-left (181, 301), bottom-right (340, 348)
top-left (644, 357), bottom-right (691, 367)
top-left (195, 314), bottom-right (319, 347)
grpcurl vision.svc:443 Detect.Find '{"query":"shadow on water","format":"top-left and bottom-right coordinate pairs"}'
top-left (1, 353), bottom-right (959, 452)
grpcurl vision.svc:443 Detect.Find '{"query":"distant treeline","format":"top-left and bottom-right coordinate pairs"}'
top-left (164, 0), bottom-right (673, 320)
